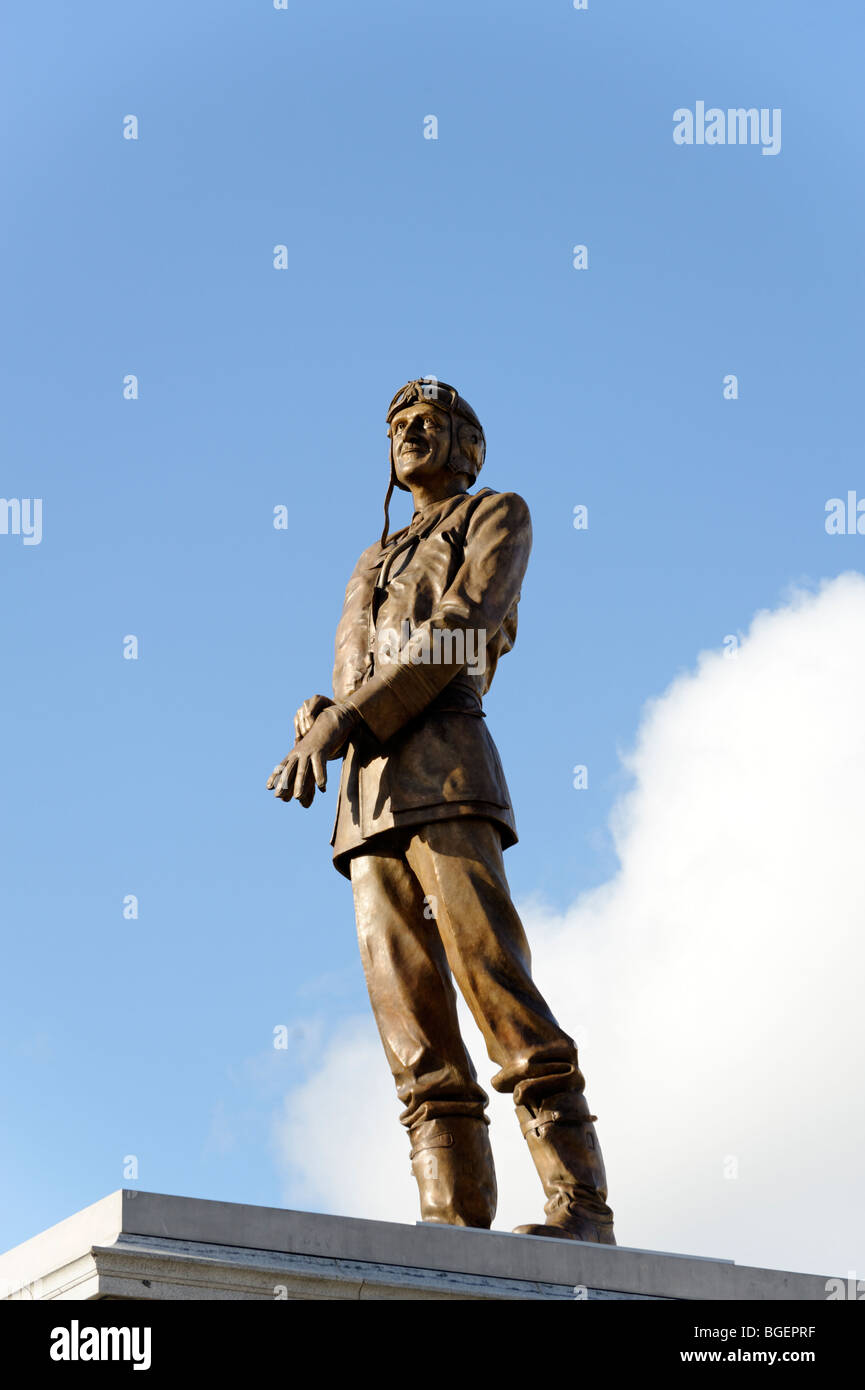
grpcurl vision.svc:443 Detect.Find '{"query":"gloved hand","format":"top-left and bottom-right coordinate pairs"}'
top-left (267, 702), bottom-right (360, 808)
top-left (292, 693), bottom-right (334, 742)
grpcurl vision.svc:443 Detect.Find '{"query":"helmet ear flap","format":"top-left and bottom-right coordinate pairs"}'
top-left (449, 421), bottom-right (485, 483)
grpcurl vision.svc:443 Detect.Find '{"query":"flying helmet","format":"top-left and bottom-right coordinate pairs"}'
top-left (381, 378), bottom-right (486, 545)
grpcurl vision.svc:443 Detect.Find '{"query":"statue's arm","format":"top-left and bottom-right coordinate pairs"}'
top-left (343, 491), bottom-right (531, 744)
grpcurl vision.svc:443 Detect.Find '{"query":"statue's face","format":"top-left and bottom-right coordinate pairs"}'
top-left (390, 402), bottom-right (452, 487)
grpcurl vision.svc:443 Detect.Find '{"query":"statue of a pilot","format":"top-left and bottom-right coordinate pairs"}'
top-left (268, 379), bottom-right (615, 1244)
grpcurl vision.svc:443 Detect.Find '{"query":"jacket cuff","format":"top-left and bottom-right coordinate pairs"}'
top-left (343, 662), bottom-right (450, 743)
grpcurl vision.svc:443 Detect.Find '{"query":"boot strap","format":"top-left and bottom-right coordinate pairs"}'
top-left (521, 1110), bottom-right (597, 1138)
top-left (409, 1133), bottom-right (454, 1160)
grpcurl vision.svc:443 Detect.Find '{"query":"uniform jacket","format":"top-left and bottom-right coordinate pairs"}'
top-left (330, 486), bottom-right (532, 877)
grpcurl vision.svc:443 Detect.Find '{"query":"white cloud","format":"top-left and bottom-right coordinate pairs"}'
top-left (274, 573), bottom-right (865, 1279)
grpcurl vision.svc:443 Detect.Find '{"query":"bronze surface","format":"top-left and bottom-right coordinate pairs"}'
top-left (267, 380), bottom-right (615, 1242)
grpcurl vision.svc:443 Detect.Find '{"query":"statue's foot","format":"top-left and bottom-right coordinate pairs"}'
top-left (513, 1215), bottom-right (617, 1245)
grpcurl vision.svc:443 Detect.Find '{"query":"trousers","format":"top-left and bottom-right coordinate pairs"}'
top-left (348, 816), bottom-right (587, 1130)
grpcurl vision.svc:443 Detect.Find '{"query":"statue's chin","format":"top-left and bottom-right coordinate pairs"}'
top-left (395, 467), bottom-right (433, 491)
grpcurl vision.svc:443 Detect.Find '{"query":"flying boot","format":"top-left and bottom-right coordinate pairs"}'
top-left (512, 1091), bottom-right (616, 1243)
top-left (409, 1115), bottom-right (497, 1228)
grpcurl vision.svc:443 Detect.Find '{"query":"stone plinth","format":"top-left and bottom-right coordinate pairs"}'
top-left (0, 1191), bottom-right (831, 1301)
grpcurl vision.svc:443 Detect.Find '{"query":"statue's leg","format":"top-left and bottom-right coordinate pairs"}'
top-left (349, 843), bottom-right (497, 1227)
top-left (403, 817), bottom-right (615, 1244)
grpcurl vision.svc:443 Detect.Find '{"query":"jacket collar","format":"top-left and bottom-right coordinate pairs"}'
top-left (392, 489), bottom-right (474, 545)
top-left (366, 488), bottom-right (491, 573)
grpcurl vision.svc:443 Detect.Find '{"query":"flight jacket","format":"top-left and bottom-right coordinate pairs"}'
top-left (330, 486), bottom-right (532, 878)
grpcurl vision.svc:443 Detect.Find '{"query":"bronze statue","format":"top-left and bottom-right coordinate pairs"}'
top-left (267, 379), bottom-right (615, 1243)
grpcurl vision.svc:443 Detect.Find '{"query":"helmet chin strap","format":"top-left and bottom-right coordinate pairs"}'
top-left (381, 423), bottom-right (399, 548)
top-left (380, 473), bottom-right (395, 549)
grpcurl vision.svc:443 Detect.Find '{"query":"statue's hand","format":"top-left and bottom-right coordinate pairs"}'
top-left (267, 703), bottom-right (360, 808)
top-left (293, 694), bottom-right (334, 742)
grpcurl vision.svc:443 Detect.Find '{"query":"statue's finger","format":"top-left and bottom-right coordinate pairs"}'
top-left (275, 757), bottom-right (297, 799)
top-left (292, 754), bottom-right (311, 803)
top-left (266, 758), bottom-right (288, 790)
top-left (311, 751), bottom-right (326, 792)
top-left (298, 775), bottom-right (315, 808)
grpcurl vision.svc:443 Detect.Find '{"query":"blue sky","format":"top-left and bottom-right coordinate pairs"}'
top-left (2, 0), bottom-right (863, 1259)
